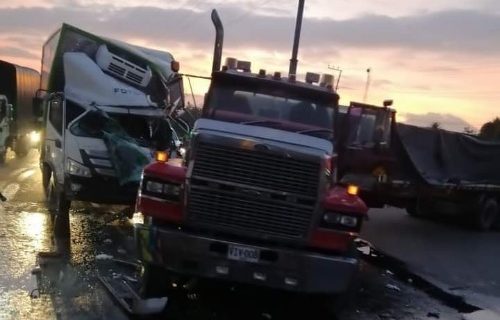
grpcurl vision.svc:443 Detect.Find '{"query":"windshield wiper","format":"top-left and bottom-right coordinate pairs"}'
top-left (296, 128), bottom-right (334, 134)
top-left (240, 120), bottom-right (283, 126)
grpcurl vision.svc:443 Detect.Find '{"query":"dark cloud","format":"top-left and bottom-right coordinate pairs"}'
top-left (0, 6), bottom-right (498, 57)
top-left (402, 112), bottom-right (475, 132)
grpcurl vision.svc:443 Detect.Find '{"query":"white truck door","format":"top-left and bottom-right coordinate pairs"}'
top-left (44, 96), bottom-right (65, 185)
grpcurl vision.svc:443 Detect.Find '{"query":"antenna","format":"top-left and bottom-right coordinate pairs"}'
top-left (363, 68), bottom-right (371, 102)
top-left (327, 65), bottom-right (343, 91)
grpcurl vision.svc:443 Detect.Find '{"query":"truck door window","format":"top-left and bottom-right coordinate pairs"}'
top-left (65, 100), bottom-right (85, 127)
top-left (49, 99), bottom-right (63, 134)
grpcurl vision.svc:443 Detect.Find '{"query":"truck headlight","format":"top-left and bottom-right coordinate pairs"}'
top-left (67, 158), bottom-right (92, 177)
top-left (179, 147), bottom-right (186, 157)
top-left (322, 212), bottom-right (360, 230)
top-left (143, 179), bottom-right (181, 201)
top-left (146, 181), bottom-right (164, 193)
top-left (30, 131), bottom-right (41, 143)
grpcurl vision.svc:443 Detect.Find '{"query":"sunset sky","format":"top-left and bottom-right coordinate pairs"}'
top-left (0, 0), bottom-right (499, 131)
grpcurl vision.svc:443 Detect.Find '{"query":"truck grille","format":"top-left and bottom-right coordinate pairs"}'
top-left (188, 142), bottom-right (321, 239)
top-left (192, 142), bottom-right (320, 197)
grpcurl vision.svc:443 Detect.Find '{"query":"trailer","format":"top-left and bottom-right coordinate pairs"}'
top-left (0, 60), bottom-right (40, 162)
top-left (339, 102), bottom-right (500, 231)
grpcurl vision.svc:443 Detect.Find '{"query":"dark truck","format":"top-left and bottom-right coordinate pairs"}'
top-left (337, 101), bottom-right (397, 208)
top-left (339, 102), bottom-right (500, 231)
top-left (134, 10), bottom-right (368, 297)
top-left (0, 60), bottom-right (40, 162)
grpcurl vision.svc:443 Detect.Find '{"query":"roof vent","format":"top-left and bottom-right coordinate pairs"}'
top-left (305, 72), bottom-right (320, 84)
top-left (96, 45), bottom-right (152, 88)
top-left (320, 74), bottom-right (335, 90)
top-left (225, 57), bottom-right (238, 70)
top-left (237, 60), bottom-right (251, 72)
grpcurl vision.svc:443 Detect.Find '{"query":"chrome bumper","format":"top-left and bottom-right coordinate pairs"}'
top-left (136, 225), bottom-right (359, 294)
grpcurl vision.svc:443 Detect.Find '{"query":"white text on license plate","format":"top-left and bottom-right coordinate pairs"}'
top-left (227, 245), bottom-right (260, 263)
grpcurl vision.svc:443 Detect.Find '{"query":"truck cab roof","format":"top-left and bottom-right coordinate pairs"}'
top-left (212, 69), bottom-right (339, 104)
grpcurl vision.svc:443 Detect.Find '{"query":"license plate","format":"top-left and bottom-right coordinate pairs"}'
top-left (227, 244), bottom-right (260, 263)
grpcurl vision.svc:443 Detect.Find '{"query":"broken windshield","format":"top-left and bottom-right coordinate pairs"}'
top-left (70, 110), bottom-right (172, 150)
top-left (205, 85), bottom-right (335, 139)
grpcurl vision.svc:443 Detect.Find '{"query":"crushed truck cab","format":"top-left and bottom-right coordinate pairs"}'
top-left (135, 59), bottom-right (368, 295)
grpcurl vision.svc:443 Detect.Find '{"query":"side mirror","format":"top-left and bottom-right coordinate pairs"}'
top-left (32, 97), bottom-right (43, 118)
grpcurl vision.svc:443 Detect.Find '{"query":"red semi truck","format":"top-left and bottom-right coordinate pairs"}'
top-left (134, 10), bottom-right (368, 298)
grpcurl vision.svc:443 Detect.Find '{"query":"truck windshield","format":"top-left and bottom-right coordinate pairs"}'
top-left (346, 107), bottom-right (392, 148)
top-left (205, 85), bottom-right (335, 139)
top-left (70, 110), bottom-right (172, 149)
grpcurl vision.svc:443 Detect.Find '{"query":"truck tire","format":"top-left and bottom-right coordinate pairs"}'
top-left (140, 263), bottom-right (171, 298)
top-left (472, 197), bottom-right (498, 231)
top-left (406, 198), bottom-right (430, 218)
top-left (0, 151), bottom-right (5, 164)
top-left (14, 139), bottom-right (28, 158)
top-left (42, 165), bottom-right (51, 198)
top-left (46, 173), bottom-right (71, 238)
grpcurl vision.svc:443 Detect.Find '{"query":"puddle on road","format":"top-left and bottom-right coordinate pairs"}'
top-left (0, 199), bottom-right (130, 319)
top-left (1, 183), bottom-right (20, 202)
top-left (17, 169), bottom-right (36, 182)
top-left (0, 289), bottom-right (57, 319)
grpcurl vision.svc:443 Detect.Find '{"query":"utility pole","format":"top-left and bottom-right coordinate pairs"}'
top-left (327, 65), bottom-right (343, 91)
top-left (289, 0), bottom-right (305, 77)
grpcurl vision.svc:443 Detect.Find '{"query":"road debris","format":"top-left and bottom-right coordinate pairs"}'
top-left (96, 253), bottom-right (114, 260)
top-left (98, 275), bottom-right (168, 316)
top-left (386, 284), bottom-right (401, 292)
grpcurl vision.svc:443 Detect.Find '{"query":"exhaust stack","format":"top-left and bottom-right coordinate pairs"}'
top-left (211, 9), bottom-right (224, 73)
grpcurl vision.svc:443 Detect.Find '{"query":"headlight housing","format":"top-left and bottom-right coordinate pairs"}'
top-left (143, 178), bottom-right (181, 201)
top-left (322, 212), bottom-right (361, 232)
top-left (66, 158), bottom-right (92, 177)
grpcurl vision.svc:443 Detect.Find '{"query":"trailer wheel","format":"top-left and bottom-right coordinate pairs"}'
top-left (140, 263), bottom-right (172, 298)
top-left (47, 173), bottom-right (71, 238)
top-left (472, 197), bottom-right (498, 231)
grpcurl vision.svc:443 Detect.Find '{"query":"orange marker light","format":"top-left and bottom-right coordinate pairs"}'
top-left (156, 151), bottom-right (168, 163)
top-left (347, 185), bottom-right (359, 196)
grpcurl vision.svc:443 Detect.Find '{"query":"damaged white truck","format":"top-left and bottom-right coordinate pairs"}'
top-left (35, 24), bottom-right (184, 237)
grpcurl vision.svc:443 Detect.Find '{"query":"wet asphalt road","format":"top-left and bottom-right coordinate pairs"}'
top-left (362, 207), bottom-right (500, 314)
top-left (0, 151), bottom-right (465, 320)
